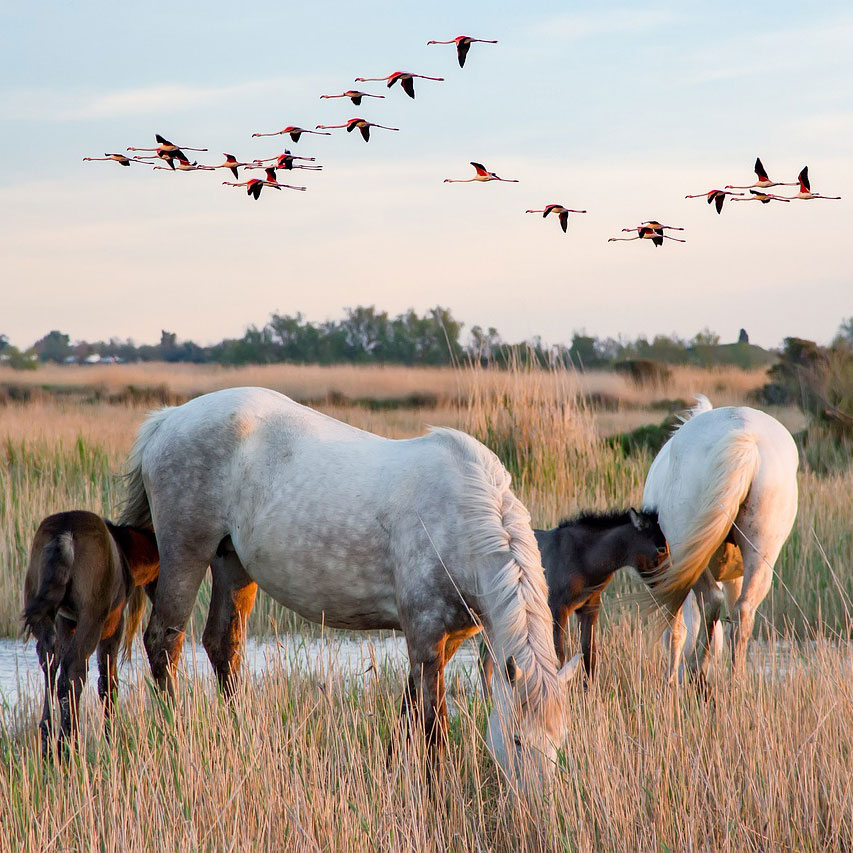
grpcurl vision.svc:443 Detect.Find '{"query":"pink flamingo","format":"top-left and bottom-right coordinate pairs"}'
top-left (725, 157), bottom-right (797, 191)
top-left (444, 162), bottom-right (518, 183)
top-left (426, 36), bottom-right (498, 68)
top-left (354, 71), bottom-right (444, 99)
top-left (730, 189), bottom-right (791, 204)
top-left (127, 134), bottom-right (207, 158)
top-left (525, 204), bottom-right (587, 233)
top-left (787, 166), bottom-right (841, 201)
top-left (248, 150), bottom-right (323, 171)
top-left (684, 189), bottom-right (745, 214)
top-left (320, 90), bottom-right (385, 106)
top-left (207, 153), bottom-right (256, 180)
top-left (83, 153), bottom-right (150, 167)
top-left (609, 222), bottom-right (686, 246)
top-left (222, 178), bottom-right (282, 201)
top-left (251, 126), bottom-right (331, 143)
top-left (256, 167), bottom-right (307, 191)
top-left (154, 156), bottom-right (213, 172)
top-left (315, 117), bottom-right (399, 143)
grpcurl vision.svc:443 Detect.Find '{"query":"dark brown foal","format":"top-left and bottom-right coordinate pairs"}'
top-left (481, 509), bottom-right (668, 691)
top-left (22, 510), bottom-right (159, 756)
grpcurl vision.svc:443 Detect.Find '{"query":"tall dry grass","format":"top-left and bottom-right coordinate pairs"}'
top-left (1, 623), bottom-right (850, 850)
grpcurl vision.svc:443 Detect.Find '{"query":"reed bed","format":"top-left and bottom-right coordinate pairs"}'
top-left (1, 622), bottom-right (850, 851)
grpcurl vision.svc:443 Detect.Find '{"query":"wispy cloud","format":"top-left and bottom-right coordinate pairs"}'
top-left (0, 76), bottom-right (323, 122)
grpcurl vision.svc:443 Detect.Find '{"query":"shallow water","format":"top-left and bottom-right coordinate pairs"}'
top-left (0, 633), bottom-right (482, 711)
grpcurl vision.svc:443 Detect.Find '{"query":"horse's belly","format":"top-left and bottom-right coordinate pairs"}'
top-left (248, 552), bottom-right (400, 629)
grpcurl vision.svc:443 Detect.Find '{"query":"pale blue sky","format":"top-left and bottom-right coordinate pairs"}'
top-left (1, 2), bottom-right (851, 349)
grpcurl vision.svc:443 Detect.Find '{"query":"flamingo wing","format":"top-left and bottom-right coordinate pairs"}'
top-left (652, 233), bottom-right (664, 247)
top-left (351, 94), bottom-right (362, 106)
top-left (401, 76), bottom-right (415, 98)
top-left (470, 162), bottom-right (489, 177)
top-left (155, 133), bottom-right (174, 147)
top-left (230, 166), bottom-right (238, 179)
top-left (290, 130), bottom-right (302, 142)
top-left (714, 192), bottom-right (725, 214)
top-left (359, 124), bottom-right (370, 142)
top-left (457, 39), bottom-right (472, 68)
top-left (754, 157), bottom-right (769, 181)
top-left (798, 166), bottom-right (810, 193)
top-left (559, 211), bottom-right (568, 233)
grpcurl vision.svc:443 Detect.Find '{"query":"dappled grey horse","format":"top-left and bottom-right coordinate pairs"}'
top-left (121, 387), bottom-right (580, 783)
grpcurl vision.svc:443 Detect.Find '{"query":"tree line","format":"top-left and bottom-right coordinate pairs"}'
top-left (2, 308), bottom-right (851, 371)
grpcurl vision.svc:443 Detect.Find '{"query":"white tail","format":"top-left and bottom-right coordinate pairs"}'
top-left (649, 430), bottom-right (759, 615)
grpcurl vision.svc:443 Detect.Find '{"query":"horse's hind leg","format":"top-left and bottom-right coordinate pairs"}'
top-left (35, 629), bottom-right (60, 756)
top-left (686, 568), bottom-right (725, 685)
top-left (97, 609), bottom-right (124, 734)
top-left (202, 542), bottom-right (257, 698)
top-left (57, 615), bottom-right (105, 753)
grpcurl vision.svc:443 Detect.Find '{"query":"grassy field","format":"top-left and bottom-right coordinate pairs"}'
top-left (1, 361), bottom-right (851, 849)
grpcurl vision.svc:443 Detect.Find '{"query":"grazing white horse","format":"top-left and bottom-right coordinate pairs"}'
top-left (121, 387), bottom-right (580, 783)
top-left (643, 396), bottom-right (798, 681)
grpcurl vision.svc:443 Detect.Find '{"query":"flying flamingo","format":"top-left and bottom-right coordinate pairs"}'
top-left (444, 162), bottom-right (519, 183)
top-left (252, 126), bottom-right (331, 143)
top-left (207, 153), bottom-right (256, 179)
top-left (256, 167), bottom-right (307, 191)
top-left (131, 149), bottom-right (177, 170)
top-left (248, 150), bottom-right (322, 171)
top-left (787, 166), bottom-right (842, 201)
top-left (320, 90), bottom-right (385, 106)
top-left (154, 157), bottom-right (213, 172)
top-left (684, 189), bottom-right (745, 214)
top-left (426, 36), bottom-right (498, 68)
top-left (525, 204), bottom-right (587, 233)
top-left (354, 71), bottom-right (444, 99)
top-left (609, 223), bottom-right (686, 246)
top-left (127, 134), bottom-right (207, 159)
top-left (730, 189), bottom-right (791, 204)
top-left (725, 157), bottom-right (797, 191)
top-left (222, 178), bottom-right (282, 201)
top-left (83, 153), bottom-right (150, 167)
top-left (316, 118), bottom-right (399, 142)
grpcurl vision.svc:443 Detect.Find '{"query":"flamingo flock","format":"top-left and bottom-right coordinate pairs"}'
top-left (83, 40), bottom-right (841, 229)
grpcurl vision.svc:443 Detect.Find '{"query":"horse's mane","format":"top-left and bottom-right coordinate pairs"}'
top-left (557, 508), bottom-right (659, 531)
top-left (429, 427), bottom-right (561, 734)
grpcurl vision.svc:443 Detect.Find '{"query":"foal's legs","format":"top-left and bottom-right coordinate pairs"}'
top-left (202, 545), bottom-right (258, 697)
top-left (35, 625), bottom-right (60, 754)
top-left (57, 614), bottom-right (106, 750)
top-left (576, 591), bottom-right (602, 681)
top-left (97, 609), bottom-right (124, 731)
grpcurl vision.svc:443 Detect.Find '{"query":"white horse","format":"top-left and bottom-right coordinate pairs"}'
top-left (643, 396), bottom-right (798, 681)
top-left (121, 387), bottom-right (580, 783)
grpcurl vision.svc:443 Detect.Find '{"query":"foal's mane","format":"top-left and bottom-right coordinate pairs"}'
top-left (557, 508), bottom-right (657, 531)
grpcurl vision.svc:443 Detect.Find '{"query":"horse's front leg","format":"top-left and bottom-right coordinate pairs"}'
top-left (576, 591), bottom-right (603, 682)
top-left (202, 543), bottom-right (258, 698)
top-left (144, 540), bottom-right (213, 698)
top-left (666, 605), bottom-right (687, 684)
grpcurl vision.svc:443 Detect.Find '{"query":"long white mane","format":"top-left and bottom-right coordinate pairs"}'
top-left (430, 428), bottom-right (561, 731)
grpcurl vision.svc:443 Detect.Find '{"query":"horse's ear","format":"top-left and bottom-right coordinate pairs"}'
top-left (505, 656), bottom-right (519, 686)
top-left (558, 653), bottom-right (583, 686)
top-left (629, 508), bottom-right (645, 531)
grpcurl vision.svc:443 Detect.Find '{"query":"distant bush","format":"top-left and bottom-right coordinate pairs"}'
top-left (613, 359), bottom-right (672, 388)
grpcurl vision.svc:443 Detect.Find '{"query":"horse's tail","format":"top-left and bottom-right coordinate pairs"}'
top-left (436, 428), bottom-right (561, 733)
top-left (122, 585), bottom-right (147, 661)
top-left (646, 429), bottom-right (759, 617)
top-left (118, 406), bottom-right (172, 529)
top-left (22, 533), bottom-right (75, 645)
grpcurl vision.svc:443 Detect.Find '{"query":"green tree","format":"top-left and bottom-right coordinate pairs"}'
top-left (32, 330), bottom-right (71, 362)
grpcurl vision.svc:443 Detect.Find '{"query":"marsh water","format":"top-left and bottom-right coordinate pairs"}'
top-left (0, 633), bottom-right (482, 711)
